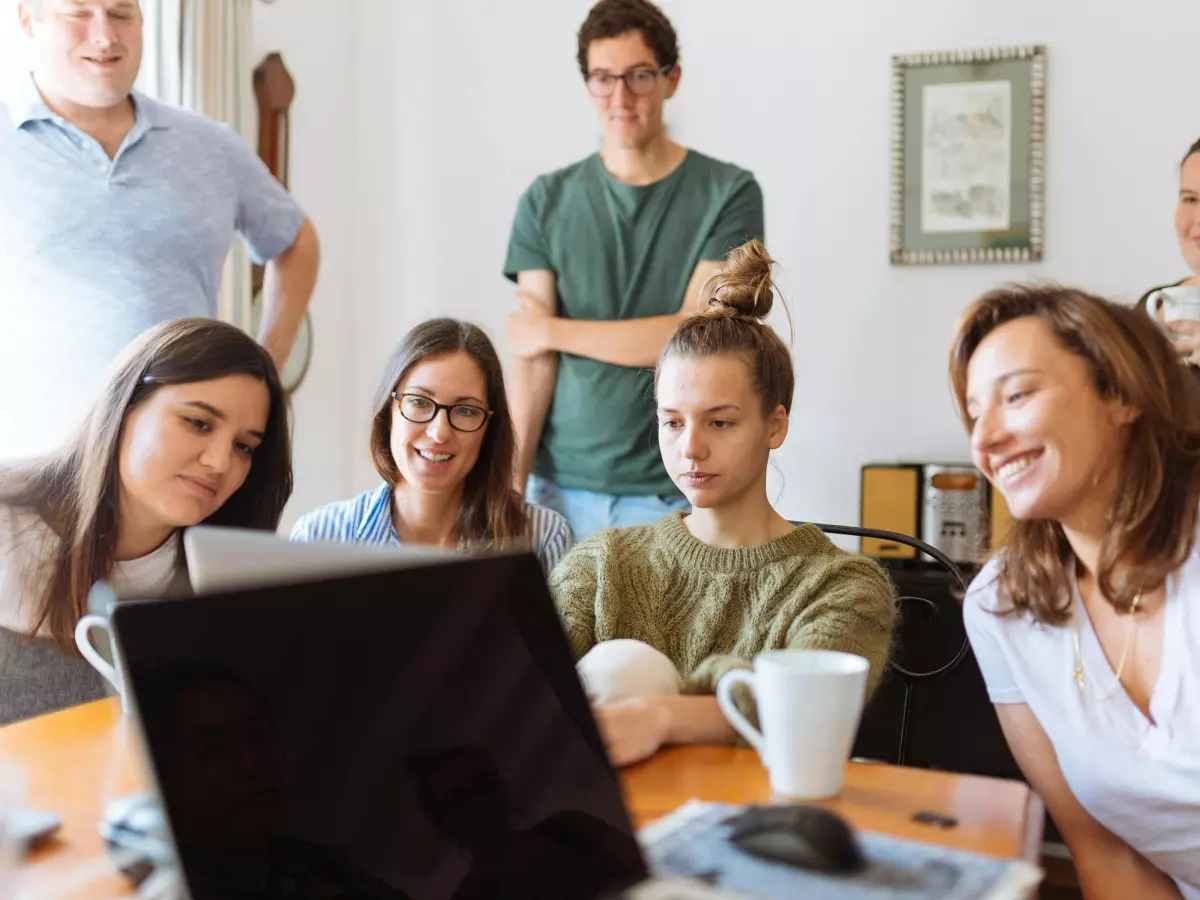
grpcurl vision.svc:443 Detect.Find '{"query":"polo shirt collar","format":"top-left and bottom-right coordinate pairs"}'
top-left (6, 72), bottom-right (166, 135)
top-left (6, 73), bottom-right (49, 128)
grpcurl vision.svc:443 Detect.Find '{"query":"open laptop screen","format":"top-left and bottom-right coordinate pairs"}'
top-left (113, 552), bottom-right (647, 900)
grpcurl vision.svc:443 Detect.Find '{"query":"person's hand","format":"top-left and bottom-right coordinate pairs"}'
top-left (1166, 319), bottom-right (1200, 367)
top-left (507, 292), bottom-right (554, 359)
top-left (592, 697), bottom-right (672, 767)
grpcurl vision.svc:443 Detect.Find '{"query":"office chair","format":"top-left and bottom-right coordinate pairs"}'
top-left (807, 522), bottom-right (1054, 846)
top-left (793, 522), bottom-right (971, 766)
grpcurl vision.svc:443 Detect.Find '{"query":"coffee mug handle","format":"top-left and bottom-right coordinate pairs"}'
top-left (1147, 290), bottom-right (1165, 319)
top-left (74, 614), bottom-right (121, 693)
top-left (715, 669), bottom-right (765, 756)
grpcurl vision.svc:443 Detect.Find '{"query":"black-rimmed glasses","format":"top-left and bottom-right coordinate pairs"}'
top-left (585, 65), bottom-right (672, 98)
top-left (392, 392), bottom-right (493, 433)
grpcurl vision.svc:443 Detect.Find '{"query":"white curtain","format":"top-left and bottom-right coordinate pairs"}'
top-left (137, 0), bottom-right (256, 333)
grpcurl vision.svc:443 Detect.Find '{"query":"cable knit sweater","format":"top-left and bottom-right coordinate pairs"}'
top-left (549, 513), bottom-right (897, 722)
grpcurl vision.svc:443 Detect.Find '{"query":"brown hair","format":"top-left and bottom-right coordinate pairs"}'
top-left (1182, 137), bottom-right (1200, 167)
top-left (577, 0), bottom-right (679, 77)
top-left (656, 239), bottom-right (795, 416)
top-left (949, 285), bottom-right (1200, 624)
top-left (368, 319), bottom-right (528, 548)
top-left (0, 318), bottom-right (293, 651)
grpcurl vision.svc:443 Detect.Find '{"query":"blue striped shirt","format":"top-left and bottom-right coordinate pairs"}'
top-left (289, 483), bottom-right (574, 575)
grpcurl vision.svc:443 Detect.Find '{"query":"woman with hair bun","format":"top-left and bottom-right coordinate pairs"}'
top-left (549, 239), bottom-right (896, 766)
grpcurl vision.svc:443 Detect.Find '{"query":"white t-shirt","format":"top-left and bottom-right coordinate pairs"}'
top-left (0, 503), bottom-right (180, 635)
top-left (965, 551), bottom-right (1200, 898)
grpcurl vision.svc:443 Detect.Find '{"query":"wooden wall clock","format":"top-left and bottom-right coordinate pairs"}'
top-left (251, 52), bottom-right (313, 394)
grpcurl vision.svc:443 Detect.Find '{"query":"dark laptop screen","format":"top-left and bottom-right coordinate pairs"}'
top-left (113, 552), bottom-right (647, 900)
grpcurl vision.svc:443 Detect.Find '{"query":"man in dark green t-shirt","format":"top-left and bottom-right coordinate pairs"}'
top-left (503, 0), bottom-right (764, 541)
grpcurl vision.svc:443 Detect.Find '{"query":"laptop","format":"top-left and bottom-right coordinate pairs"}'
top-left (111, 533), bottom-right (739, 900)
top-left (183, 525), bottom-right (460, 594)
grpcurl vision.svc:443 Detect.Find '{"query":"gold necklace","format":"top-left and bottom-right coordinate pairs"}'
top-left (1072, 593), bottom-right (1140, 701)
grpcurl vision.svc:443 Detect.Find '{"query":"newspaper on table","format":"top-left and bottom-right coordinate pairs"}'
top-left (630, 800), bottom-right (1043, 900)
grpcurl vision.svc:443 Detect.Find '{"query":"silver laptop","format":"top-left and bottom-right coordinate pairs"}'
top-left (184, 525), bottom-right (460, 595)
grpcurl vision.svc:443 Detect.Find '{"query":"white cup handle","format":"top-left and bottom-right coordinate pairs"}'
top-left (1147, 290), bottom-right (1165, 318)
top-left (716, 669), bottom-right (765, 756)
top-left (74, 614), bottom-right (121, 693)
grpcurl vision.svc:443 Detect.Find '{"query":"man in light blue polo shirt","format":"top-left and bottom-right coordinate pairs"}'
top-left (0, 0), bottom-right (320, 462)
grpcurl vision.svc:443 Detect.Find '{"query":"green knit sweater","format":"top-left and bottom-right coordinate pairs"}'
top-left (549, 513), bottom-right (897, 722)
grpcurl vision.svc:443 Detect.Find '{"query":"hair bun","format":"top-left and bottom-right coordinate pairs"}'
top-left (700, 239), bottom-right (776, 320)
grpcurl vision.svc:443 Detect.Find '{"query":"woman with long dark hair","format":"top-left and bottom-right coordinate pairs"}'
top-left (291, 319), bottom-right (571, 573)
top-left (0, 318), bottom-right (293, 725)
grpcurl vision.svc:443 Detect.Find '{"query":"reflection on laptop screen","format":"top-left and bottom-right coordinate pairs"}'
top-left (113, 553), bottom-right (648, 900)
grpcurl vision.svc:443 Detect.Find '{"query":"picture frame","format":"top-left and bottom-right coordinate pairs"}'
top-left (890, 45), bottom-right (1046, 265)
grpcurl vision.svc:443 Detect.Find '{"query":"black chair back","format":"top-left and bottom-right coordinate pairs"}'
top-left (796, 522), bottom-right (1021, 780)
top-left (797, 522), bottom-right (1052, 840)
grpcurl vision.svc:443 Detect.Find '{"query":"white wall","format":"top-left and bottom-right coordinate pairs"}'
top-left (339, 0), bottom-right (1200, 528)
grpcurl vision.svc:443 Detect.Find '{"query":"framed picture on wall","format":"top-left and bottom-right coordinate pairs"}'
top-left (890, 44), bottom-right (1046, 265)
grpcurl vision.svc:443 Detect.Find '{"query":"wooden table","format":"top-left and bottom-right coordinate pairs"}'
top-left (2, 699), bottom-right (1043, 899)
top-left (622, 745), bottom-right (1043, 861)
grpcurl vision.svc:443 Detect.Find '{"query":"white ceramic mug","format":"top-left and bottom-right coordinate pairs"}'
top-left (74, 614), bottom-right (131, 714)
top-left (716, 649), bottom-right (869, 800)
top-left (1146, 285), bottom-right (1200, 329)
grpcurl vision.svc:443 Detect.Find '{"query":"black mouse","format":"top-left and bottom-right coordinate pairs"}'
top-left (724, 804), bottom-right (866, 874)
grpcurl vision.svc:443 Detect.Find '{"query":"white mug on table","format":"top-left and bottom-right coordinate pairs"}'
top-left (73, 581), bottom-right (132, 714)
top-left (716, 649), bottom-right (869, 801)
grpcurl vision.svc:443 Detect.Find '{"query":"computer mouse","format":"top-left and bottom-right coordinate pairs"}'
top-left (99, 792), bottom-right (173, 886)
top-left (724, 804), bottom-right (866, 874)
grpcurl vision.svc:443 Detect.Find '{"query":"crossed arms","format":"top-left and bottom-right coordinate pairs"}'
top-left (507, 259), bottom-right (723, 492)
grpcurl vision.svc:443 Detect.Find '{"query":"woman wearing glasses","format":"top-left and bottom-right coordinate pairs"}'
top-left (291, 319), bottom-right (573, 574)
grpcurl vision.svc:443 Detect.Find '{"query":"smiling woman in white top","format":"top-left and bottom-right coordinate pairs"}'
top-left (0, 318), bottom-right (293, 725)
top-left (951, 285), bottom-right (1200, 900)
top-left (291, 319), bottom-right (572, 574)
